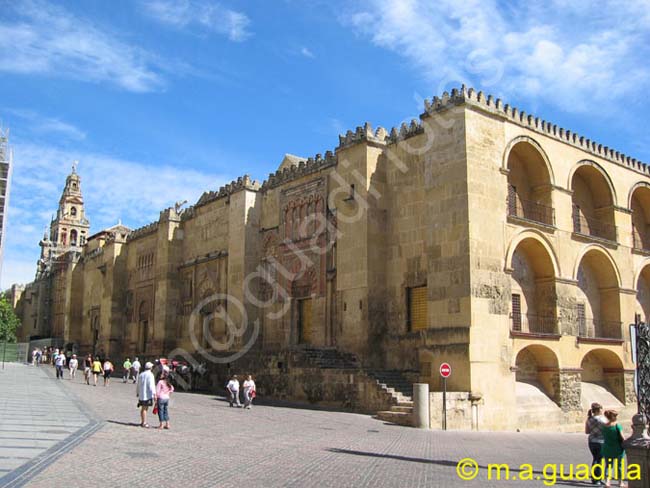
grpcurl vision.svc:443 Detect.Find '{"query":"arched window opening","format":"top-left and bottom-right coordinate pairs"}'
top-left (571, 165), bottom-right (616, 242)
top-left (506, 141), bottom-right (554, 226)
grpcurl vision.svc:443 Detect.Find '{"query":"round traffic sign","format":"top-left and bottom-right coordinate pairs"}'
top-left (439, 362), bottom-right (451, 378)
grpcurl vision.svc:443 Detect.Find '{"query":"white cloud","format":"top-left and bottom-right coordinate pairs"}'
top-left (343, 0), bottom-right (650, 112)
top-left (0, 1), bottom-right (165, 92)
top-left (4, 109), bottom-right (86, 141)
top-left (2, 142), bottom-right (231, 287)
top-left (300, 47), bottom-right (315, 59)
top-left (141, 0), bottom-right (251, 42)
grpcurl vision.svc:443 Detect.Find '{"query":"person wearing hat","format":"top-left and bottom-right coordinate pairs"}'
top-left (136, 362), bottom-right (157, 428)
top-left (68, 354), bottom-right (79, 380)
top-left (585, 402), bottom-right (606, 485)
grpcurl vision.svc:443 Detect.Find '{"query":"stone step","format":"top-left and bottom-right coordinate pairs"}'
top-left (390, 406), bottom-right (413, 413)
top-left (396, 400), bottom-right (414, 407)
top-left (376, 410), bottom-right (413, 427)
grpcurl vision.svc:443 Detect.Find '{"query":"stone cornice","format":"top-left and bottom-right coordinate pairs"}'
top-left (421, 86), bottom-right (650, 177)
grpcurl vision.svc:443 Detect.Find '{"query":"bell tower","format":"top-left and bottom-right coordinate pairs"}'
top-left (49, 162), bottom-right (90, 258)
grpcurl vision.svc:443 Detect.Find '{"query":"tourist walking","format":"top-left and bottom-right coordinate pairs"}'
top-left (601, 410), bottom-right (627, 488)
top-left (243, 375), bottom-right (256, 409)
top-left (226, 375), bottom-right (241, 407)
top-left (123, 358), bottom-right (132, 383)
top-left (84, 354), bottom-right (93, 385)
top-left (156, 372), bottom-right (174, 430)
top-left (68, 354), bottom-right (79, 379)
top-left (91, 356), bottom-right (103, 386)
top-left (54, 351), bottom-right (66, 379)
top-left (131, 357), bottom-right (141, 384)
top-left (103, 358), bottom-right (114, 386)
top-left (585, 402), bottom-right (606, 485)
top-left (136, 362), bottom-right (157, 428)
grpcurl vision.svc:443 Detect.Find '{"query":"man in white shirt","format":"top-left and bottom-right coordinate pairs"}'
top-left (226, 375), bottom-right (241, 407)
top-left (131, 357), bottom-right (141, 384)
top-left (68, 354), bottom-right (79, 379)
top-left (54, 352), bottom-right (66, 379)
top-left (136, 362), bottom-right (157, 428)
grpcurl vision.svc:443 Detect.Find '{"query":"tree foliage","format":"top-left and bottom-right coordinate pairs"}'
top-left (0, 294), bottom-right (20, 343)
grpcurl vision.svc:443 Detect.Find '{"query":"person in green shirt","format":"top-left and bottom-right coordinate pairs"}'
top-left (601, 409), bottom-right (627, 488)
top-left (123, 358), bottom-right (132, 383)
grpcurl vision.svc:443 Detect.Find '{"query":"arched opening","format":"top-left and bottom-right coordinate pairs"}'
top-left (198, 289), bottom-right (228, 351)
top-left (580, 349), bottom-right (625, 406)
top-left (138, 300), bottom-right (150, 353)
top-left (509, 237), bottom-right (557, 334)
top-left (70, 229), bottom-right (78, 246)
top-left (506, 140), bottom-right (554, 226)
top-left (70, 206), bottom-right (77, 217)
top-left (575, 250), bottom-right (621, 339)
top-left (631, 185), bottom-right (650, 251)
top-left (636, 264), bottom-right (650, 323)
top-left (515, 345), bottom-right (560, 406)
top-left (571, 164), bottom-right (617, 241)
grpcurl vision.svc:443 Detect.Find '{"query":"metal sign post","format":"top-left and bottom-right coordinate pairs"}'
top-left (440, 363), bottom-right (451, 431)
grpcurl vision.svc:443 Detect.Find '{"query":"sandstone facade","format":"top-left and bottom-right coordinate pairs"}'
top-left (13, 87), bottom-right (646, 430)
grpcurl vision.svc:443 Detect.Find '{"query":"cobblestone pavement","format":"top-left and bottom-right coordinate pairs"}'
top-left (3, 364), bottom-right (618, 487)
top-left (0, 363), bottom-right (98, 487)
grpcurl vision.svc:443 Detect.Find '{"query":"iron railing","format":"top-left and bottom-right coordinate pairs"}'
top-left (572, 208), bottom-right (617, 242)
top-left (507, 195), bottom-right (555, 226)
top-left (578, 318), bottom-right (622, 340)
top-left (511, 314), bottom-right (558, 335)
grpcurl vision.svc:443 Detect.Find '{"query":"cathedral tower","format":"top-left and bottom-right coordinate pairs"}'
top-left (48, 162), bottom-right (90, 258)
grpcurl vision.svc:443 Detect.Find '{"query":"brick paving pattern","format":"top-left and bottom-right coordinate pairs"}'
top-left (2, 364), bottom-right (612, 487)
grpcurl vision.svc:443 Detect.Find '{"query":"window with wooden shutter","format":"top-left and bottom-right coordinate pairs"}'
top-left (577, 303), bottom-right (586, 336)
top-left (408, 286), bottom-right (428, 331)
top-left (511, 294), bottom-right (522, 332)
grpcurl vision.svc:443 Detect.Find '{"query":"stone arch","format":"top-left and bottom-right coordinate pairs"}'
top-left (138, 300), bottom-right (150, 321)
top-left (572, 245), bottom-right (621, 287)
top-left (573, 246), bottom-right (622, 339)
top-left (580, 348), bottom-right (625, 404)
top-left (502, 136), bottom-right (555, 185)
top-left (568, 160), bottom-right (618, 207)
top-left (514, 344), bottom-right (560, 401)
top-left (569, 161), bottom-right (618, 241)
top-left (504, 137), bottom-right (555, 225)
top-left (505, 229), bottom-right (560, 277)
top-left (629, 182), bottom-right (650, 250)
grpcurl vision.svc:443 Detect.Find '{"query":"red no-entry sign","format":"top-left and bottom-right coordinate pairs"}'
top-left (440, 362), bottom-right (451, 378)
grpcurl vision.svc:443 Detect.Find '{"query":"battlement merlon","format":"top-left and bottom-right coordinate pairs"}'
top-left (420, 85), bottom-right (649, 176)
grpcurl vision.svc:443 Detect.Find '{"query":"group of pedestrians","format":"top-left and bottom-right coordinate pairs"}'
top-left (585, 403), bottom-right (628, 487)
top-left (226, 375), bottom-right (256, 409)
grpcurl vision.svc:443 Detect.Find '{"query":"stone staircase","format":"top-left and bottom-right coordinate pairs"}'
top-left (367, 370), bottom-right (415, 426)
top-left (297, 347), bottom-right (361, 370)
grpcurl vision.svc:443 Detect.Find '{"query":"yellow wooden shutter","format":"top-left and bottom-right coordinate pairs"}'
top-left (410, 286), bottom-right (428, 331)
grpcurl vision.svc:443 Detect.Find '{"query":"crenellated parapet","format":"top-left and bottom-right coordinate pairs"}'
top-left (337, 122), bottom-right (388, 150)
top-left (261, 151), bottom-right (337, 190)
top-left (126, 221), bottom-right (159, 242)
top-left (387, 119), bottom-right (424, 143)
top-left (194, 174), bottom-right (261, 209)
top-left (421, 85), bottom-right (650, 176)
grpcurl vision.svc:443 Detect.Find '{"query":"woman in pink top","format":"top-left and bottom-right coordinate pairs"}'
top-left (155, 373), bottom-right (174, 430)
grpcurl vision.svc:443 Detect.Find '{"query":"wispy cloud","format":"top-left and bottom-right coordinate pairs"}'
top-left (343, 0), bottom-right (650, 112)
top-left (141, 0), bottom-right (252, 42)
top-left (3, 109), bottom-right (86, 141)
top-left (300, 47), bottom-right (315, 59)
top-left (0, 0), bottom-right (165, 92)
top-left (2, 143), bottom-right (231, 287)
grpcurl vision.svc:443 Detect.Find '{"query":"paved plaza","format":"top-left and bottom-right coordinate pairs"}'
top-left (0, 363), bottom-right (623, 487)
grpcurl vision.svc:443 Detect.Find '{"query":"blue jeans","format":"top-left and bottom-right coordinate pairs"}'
top-left (157, 399), bottom-right (169, 422)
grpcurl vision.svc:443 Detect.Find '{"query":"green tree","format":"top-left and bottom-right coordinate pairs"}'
top-left (0, 294), bottom-right (20, 343)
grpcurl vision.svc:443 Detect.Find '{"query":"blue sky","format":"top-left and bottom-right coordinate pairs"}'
top-left (1, 0), bottom-right (649, 288)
